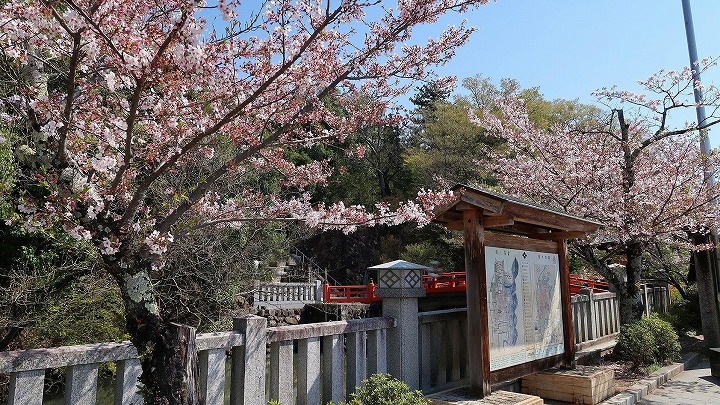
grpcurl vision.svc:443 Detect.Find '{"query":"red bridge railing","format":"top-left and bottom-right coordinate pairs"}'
top-left (422, 272), bottom-right (466, 293)
top-left (322, 283), bottom-right (382, 303)
top-left (323, 273), bottom-right (609, 303)
top-left (569, 274), bottom-right (609, 294)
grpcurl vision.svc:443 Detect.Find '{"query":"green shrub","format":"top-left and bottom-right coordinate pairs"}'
top-left (661, 286), bottom-right (702, 335)
top-left (615, 314), bottom-right (681, 369)
top-left (326, 374), bottom-right (429, 405)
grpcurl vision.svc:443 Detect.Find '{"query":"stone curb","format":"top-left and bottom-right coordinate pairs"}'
top-left (600, 352), bottom-right (702, 405)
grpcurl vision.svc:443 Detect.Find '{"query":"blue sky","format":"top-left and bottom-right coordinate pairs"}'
top-left (419, 0), bottom-right (720, 146)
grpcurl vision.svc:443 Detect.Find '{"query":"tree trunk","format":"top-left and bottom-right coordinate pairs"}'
top-left (620, 242), bottom-right (645, 324)
top-left (691, 232), bottom-right (720, 347)
top-left (377, 172), bottom-right (392, 198)
top-left (572, 243), bottom-right (643, 324)
top-left (109, 259), bottom-right (201, 404)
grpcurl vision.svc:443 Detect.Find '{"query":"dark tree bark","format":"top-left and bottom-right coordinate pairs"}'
top-left (573, 243), bottom-right (643, 324)
top-left (691, 232), bottom-right (720, 347)
top-left (107, 255), bottom-right (201, 404)
top-left (622, 242), bottom-right (646, 323)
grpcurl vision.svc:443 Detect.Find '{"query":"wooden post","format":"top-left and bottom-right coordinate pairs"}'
top-left (169, 323), bottom-right (201, 405)
top-left (463, 208), bottom-right (490, 397)
top-left (557, 240), bottom-right (575, 366)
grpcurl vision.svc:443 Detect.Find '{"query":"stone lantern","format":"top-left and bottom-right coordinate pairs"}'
top-left (370, 259), bottom-right (430, 297)
top-left (369, 260), bottom-right (429, 389)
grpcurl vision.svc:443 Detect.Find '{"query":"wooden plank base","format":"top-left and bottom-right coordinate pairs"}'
top-left (427, 388), bottom-right (543, 405)
top-left (521, 366), bottom-right (614, 405)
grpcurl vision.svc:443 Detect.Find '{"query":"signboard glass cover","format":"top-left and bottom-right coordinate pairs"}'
top-left (485, 246), bottom-right (565, 371)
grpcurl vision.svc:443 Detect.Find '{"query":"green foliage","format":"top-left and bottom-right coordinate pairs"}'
top-left (0, 220), bottom-right (107, 351)
top-left (0, 129), bottom-right (17, 218)
top-left (30, 273), bottom-right (128, 348)
top-left (156, 223), bottom-right (290, 331)
top-left (323, 373), bottom-right (429, 405)
top-left (405, 99), bottom-right (500, 189)
top-left (399, 238), bottom-right (461, 273)
top-left (615, 314), bottom-right (681, 370)
top-left (661, 286), bottom-right (702, 335)
top-left (338, 374), bottom-right (430, 405)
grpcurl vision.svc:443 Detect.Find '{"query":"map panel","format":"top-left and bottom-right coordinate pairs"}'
top-left (485, 246), bottom-right (564, 371)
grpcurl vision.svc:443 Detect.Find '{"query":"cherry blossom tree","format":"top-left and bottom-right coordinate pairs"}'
top-left (0, 0), bottom-right (481, 401)
top-left (472, 61), bottom-right (720, 324)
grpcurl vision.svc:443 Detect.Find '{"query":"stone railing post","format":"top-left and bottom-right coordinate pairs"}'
top-left (231, 315), bottom-right (267, 405)
top-left (579, 288), bottom-right (597, 341)
top-left (371, 261), bottom-right (427, 390)
top-left (315, 280), bottom-right (323, 301)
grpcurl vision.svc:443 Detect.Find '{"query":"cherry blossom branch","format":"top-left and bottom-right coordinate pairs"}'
top-left (107, 11), bottom-right (191, 195)
top-left (123, 2), bottom-right (471, 233)
top-left (116, 5), bottom-right (347, 231)
top-left (62, 0), bottom-right (125, 63)
top-left (56, 32), bottom-right (82, 168)
top-left (152, 66), bottom-right (356, 234)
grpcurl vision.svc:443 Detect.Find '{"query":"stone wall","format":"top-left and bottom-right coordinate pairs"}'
top-left (252, 307), bottom-right (303, 327)
top-left (253, 302), bottom-right (381, 326)
top-left (300, 302), bottom-right (381, 324)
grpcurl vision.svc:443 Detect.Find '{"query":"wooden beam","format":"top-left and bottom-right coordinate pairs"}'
top-left (482, 215), bottom-right (514, 228)
top-left (558, 239), bottom-right (575, 367)
top-left (527, 231), bottom-right (586, 240)
top-left (485, 232), bottom-right (558, 254)
top-left (459, 192), bottom-right (503, 214)
top-left (502, 204), bottom-right (599, 233)
top-left (463, 208), bottom-right (491, 397)
top-left (446, 220), bottom-right (464, 231)
top-left (440, 211), bottom-right (463, 221)
top-left (489, 353), bottom-right (564, 384)
top-left (502, 222), bottom-right (549, 236)
top-left (454, 202), bottom-right (475, 211)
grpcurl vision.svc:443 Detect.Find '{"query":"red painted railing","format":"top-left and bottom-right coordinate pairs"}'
top-left (322, 283), bottom-right (382, 303)
top-left (569, 274), bottom-right (609, 294)
top-left (323, 273), bottom-right (609, 303)
top-left (422, 272), bottom-right (466, 293)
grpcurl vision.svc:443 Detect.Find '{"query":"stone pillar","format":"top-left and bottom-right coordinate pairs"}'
top-left (580, 288), bottom-right (597, 341)
top-left (371, 260), bottom-right (428, 390)
top-left (231, 315), bottom-right (267, 405)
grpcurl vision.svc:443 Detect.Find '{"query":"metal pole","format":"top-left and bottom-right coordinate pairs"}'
top-left (682, 0), bottom-right (713, 178)
top-left (682, 0), bottom-right (720, 354)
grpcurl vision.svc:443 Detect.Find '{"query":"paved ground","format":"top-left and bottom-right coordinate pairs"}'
top-left (638, 359), bottom-right (720, 405)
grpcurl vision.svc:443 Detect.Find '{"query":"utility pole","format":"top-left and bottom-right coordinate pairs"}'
top-left (681, 0), bottom-right (720, 352)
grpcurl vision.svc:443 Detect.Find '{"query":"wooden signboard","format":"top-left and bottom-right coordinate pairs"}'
top-left (485, 246), bottom-right (564, 371)
top-left (434, 185), bottom-right (600, 398)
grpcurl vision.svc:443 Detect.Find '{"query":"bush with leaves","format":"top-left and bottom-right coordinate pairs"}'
top-left (661, 286), bottom-right (702, 335)
top-left (325, 373), bottom-right (430, 405)
top-left (615, 314), bottom-right (681, 369)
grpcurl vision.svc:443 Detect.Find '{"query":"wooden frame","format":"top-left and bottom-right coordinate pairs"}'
top-left (434, 185), bottom-right (601, 398)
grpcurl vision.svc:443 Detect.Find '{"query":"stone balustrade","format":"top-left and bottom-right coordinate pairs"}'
top-left (0, 316), bottom-right (394, 405)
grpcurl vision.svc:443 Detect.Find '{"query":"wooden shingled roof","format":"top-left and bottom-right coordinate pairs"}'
top-left (433, 184), bottom-right (602, 239)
